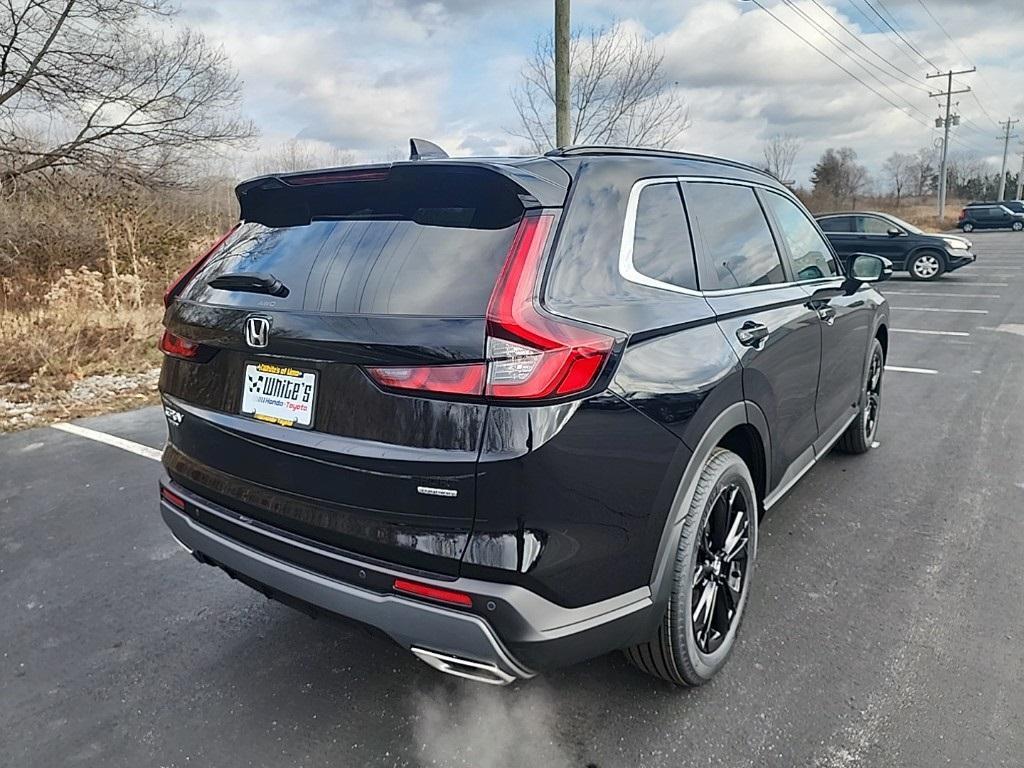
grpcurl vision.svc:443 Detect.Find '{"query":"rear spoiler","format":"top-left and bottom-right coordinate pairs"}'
top-left (235, 160), bottom-right (570, 227)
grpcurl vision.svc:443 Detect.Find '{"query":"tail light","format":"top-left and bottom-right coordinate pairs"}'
top-left (959, 209), bottom-right (967, 220)
top-left (365, 211), bottom-right (617, 401)
top-left (159, 329), bottom-right (201, 359)
top-left (163, 224), bottom-right (239, 307)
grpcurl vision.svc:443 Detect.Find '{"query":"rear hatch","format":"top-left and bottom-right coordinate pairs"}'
top-left (159, 161), bottom-right (569, 575)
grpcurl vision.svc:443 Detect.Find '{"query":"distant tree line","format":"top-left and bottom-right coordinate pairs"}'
top-left (787, 143), bottom-right (1020, 210)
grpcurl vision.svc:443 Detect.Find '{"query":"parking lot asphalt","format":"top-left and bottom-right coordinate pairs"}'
top-left (2, 231), bottom-right (1023, 768)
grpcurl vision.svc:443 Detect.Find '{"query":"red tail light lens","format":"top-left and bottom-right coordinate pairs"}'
top-left (163, 224), bottom-right (239, 307)
top-left (393, 578), bottom-right (473, 607)
top-left (365, 363), bottom-right (486, 396)
top-left (365, 211), bottom-right (616, 401)
top-left (159, 329), bottom-right (200, 359)
top-left (484, 212), bottom-right (614, 399)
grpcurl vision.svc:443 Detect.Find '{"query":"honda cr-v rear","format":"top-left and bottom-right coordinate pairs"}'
top-left (159, 145), bottom-right (889, 686)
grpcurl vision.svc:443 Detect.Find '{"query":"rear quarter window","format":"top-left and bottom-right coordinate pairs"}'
top-left (630, 181), bottom-right (698, 290)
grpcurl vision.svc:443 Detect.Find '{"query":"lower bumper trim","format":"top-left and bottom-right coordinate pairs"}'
top-left (160, 500), bottom-right (534, 682)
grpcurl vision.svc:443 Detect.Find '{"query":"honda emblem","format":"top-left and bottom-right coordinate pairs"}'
top-left (245, 316), bottom-right (271, 349)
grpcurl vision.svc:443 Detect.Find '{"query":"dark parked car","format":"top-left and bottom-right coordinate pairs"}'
top-left (967, 199), bottom-right (1024, 215)
top-left (817, 211), bottom-right (975, 281)
top-left (958, 203), bottom-right (1024, 232)
top-left (157, 144), bottom-right (890, 687)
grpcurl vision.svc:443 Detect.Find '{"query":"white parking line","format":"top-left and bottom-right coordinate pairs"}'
top-left (969, 265), bottom-right (1022, 269)
top-left (891, 328), bottom-right (970, 337)
top-left (882, 291), bottom-right (999, 298)
top-left (885, 365), bottom-right (938, 375)
top-left (890, 306), bottom-right (988, 314)
top-left (50, 422), bottom-right (162, 461)
top-left (940, 282), bottom-right (1008, 287)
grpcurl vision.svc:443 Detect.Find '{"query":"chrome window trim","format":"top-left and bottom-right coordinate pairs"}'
top-left (619, 175), bottom-right (808, 298)
top-left (618, 177), bottom-right (702, 297)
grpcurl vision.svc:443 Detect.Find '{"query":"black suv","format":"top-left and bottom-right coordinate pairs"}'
top-left (816, 211), bottom-right (976, 281)
top-left (958, 203), bottom-right (1024, 232)
top-left (157, 145), bottom-right (890, 687)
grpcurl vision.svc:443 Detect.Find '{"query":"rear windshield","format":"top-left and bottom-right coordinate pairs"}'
top-left (182, 219), bottom-right (517, 316)
top-left (180, 167), bottom-right (523, 316)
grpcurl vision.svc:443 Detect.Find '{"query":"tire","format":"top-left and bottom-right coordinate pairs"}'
top-left (836, 338), bottom-right (884, 455)
top-left (908, 251), bottom-right (944, 281)
top-left (624, 448), bottom-right (757, 686)
top-left (962, 222), bottom-right (974, 232)
top-left (1012, 221), bottom-right (1023, 232)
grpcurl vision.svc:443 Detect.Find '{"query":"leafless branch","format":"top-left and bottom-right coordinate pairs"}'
top-left (508, 22), bottom-right (689, 153)
top-left (0, 0), bottom-right (254, 187)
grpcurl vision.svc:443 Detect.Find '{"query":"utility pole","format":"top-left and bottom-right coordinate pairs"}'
top-left (927, 67), bottom-right (974, 221)
top-left (1016, 145), bottom-right (1024, 201)
top-left (996, 117), bottom-right (1020, 201)
top-left (554, 0), bottom-right (571, 148)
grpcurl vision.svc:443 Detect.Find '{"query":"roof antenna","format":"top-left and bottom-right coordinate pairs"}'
top-left (409, 138), bottom-right (449, 161)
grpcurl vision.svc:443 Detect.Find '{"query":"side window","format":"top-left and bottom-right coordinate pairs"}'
top-left (764, 192), bottom-right (840, 281)
top-left (685, 182), bottom-right (786, 291)
top-left (818, 216), bottom-right (853, 232)
top-left (631, 181), bottom-right (698, 290)
top-left (858, 216), bottom-right (892, 235)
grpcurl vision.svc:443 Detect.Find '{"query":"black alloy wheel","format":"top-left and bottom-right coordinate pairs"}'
top-left (691, 483), bottom-right (751, 654)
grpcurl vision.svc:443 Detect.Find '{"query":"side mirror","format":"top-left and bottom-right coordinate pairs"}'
top-left (886, 227), bottom-right (903, 237)
top-left (849, 253), bottom-right (892, 285)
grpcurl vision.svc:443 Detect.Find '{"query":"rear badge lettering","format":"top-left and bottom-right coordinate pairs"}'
top-left (164, 406), bottom-right (183, 426)
top-left (417, 486), bottom-right (458, 498)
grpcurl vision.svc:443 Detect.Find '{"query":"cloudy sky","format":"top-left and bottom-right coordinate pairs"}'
top-left (175, 0), bottom-right (1024, 185)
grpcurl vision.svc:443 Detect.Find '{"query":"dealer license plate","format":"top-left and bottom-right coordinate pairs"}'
top-left (240, 362), bottom-right (316, 428)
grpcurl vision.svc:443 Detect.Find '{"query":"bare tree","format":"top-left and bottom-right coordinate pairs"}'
top-left (882, 152), bottom-right (913, 207)
top-left (762, 133), bottom-right (802, 184)
top-left (0, 0), bottom-right (255, 187)
top-left (510, 23), bottom-right (689, 152)
top-left (907, 147), bottom-right (937, 198)
top-left (249, 139), bottom-right (356, 177)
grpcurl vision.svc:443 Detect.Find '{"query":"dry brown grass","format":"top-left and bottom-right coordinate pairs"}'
top-left (800, 193), bottom-right (966, 232)
top-left (0, 177), bottom-right (235, 430)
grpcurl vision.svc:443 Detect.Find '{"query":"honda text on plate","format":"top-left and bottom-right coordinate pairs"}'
top-left (157, 142), bottom-right (890, 686)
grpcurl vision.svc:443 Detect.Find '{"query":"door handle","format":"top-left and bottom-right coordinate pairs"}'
top-left (817, 306), bottom-right (837, 326)
top-left (736, 321), bottom-right (770, 348)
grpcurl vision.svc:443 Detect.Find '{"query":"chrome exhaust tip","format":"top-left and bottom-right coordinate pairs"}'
top-left (410, 647), bottom-right (518, 686)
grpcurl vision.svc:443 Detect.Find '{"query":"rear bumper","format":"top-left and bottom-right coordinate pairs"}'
top-left (159, 478), bottom-right (655, 681)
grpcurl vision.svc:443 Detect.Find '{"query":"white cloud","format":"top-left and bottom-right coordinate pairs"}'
top-left (172, 0), bottom-right (1023, 184)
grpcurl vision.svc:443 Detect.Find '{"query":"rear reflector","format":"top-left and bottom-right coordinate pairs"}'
top-left (159, 330), bottom-right (200, 359)
top-left (393, 578), bottom-right (473, 607)
top-left (364, 211), bottom-right (616, 402)
top-left (164, 224), bottom-right (239, 307)
top-left (160, 487), bottom-right (186, 510)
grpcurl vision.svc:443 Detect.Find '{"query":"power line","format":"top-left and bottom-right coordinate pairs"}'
top-left (778, 0), bottom-right (934, 121)
top-left (805, 0), bottom-right (932, 93)
top-left (868, 0), bottom-right (941, 70)
top-left (914, 0), bottom-right (1002, 127)
top-left (745, 0), bottom-right (932, 129)
top-left (846, 0), bottom-right (929, 74)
